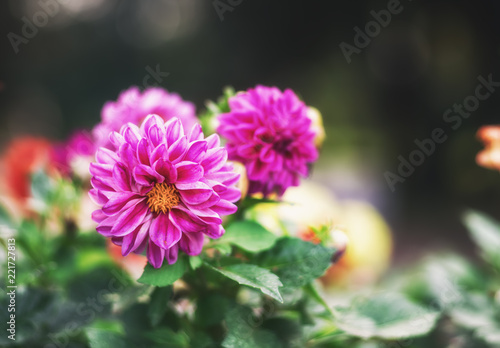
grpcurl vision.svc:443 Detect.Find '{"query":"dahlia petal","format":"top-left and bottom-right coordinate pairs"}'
top-left (188, 123), bottom-right (203, 142)
top-left (96, 214), bottom-right (120, 236)
top-left (118, 143), bottom-right (138, 168)
top-left (102, 192), bottom-right (141, 215)
top-left (134, 164), bottom-right (164, 186)
top-left (141, 114), bottom-right (165, 136)
top-left (91, 176), bottom-right (115, 192)
top-left (205, 134), bottom-right (220, 148)
top-left (109, 131), bottom-right (125, 149)
top-left (201, 148), bottom-right (227, 173)
top-left (121, 230), bottom-right (138, 256)
top-left (259, 145), bottom-right (275, 163)
top-left (111, 202), bottom-right (149, 237)
top-left (175, 161), bottom-right (203, 183)
top-left (177, 181), bottom-right (213, 205)
top-left (89, 162), bottom-right (113, 177)
top-left (150, 213), bottom-right (182, 249)
top-left (217, 186), bottom-right (241, 202)
top-left (165, 244), bottom-right (179, 265)
top-left (204, 224), bottom-right (225, 239)
top-left (150, 143), bottom-right (167, 165)
top-left (148, 124), bottom-right (165, 148)
top-left (237, 143), bottom-right (259, 158)
top-left (183, 205), bottom-right (222, 225)
top-left (247, 160), bottom-right (270, 180)
top-left (132, 216), bottom-right (152, 251)
top-left (96, 147), bottom-right (119, 164)
top-left (170, 207), bottom-right (205, 233)
top-left (89, 189), bottom-right (108, 205)
top-left (211, 200), bottom-right (238, 215)
top-left (113, 162), bottom-right (132, 192)
top-left (165, 118), bottom-right (183, 144)
top-left (168, 136), bottom-right (188, 163)
top-left (123, 123), bottom-right (142, 149)
top-left (187, 192), bottom-right (220, 209)
top-left (183, 140), bottom-right (207, 163)
top-left (92, 209), bottom-right (108, 223)
top-left (137, 138), bottom-right (151, 165)
top-left (154, 159), bottom-right (177, 183)
top-left (147, 241), bottom-right (166, 269)
top-left (179, 232), bottom-right (204, 256)
top-left (206, 170), bottom-right (239, 186)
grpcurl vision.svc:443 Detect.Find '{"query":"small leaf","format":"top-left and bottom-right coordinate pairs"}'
top-left (85, 328), bottom-right (128, 348)
top-left (220, 221), bottom-right (278, 252)
top-left (207, 263), bottom-right (283, 303)
top-left (0, 204), bottom-right (15, 235)
top-left (138, 258), bottom-right (188, 287)
top-left (222, 306), bottom-right (283, 348)
top-left (144, 328), bottom-right (189, 347)
top-left (31, 169), bottom-right (55, 204)
top-left (254, 237), bottom-right (335, 290)
top-left (148, 286), bottom-right (172, 326)
top-left (334, 292), bottom-right (440, 340)
top-left (463, 210), bottom-right (500, 268)
top-left (189, 256), bottom-right (203, 270)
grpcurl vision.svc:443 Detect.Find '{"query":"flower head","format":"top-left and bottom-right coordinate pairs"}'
top-left (90, 115), bottom-right (240, 268)
top-left (93, 87), bottom-right (197, 149)
top-left (52, 130), bottom-right (95, 179)
top-left (477, 125), bottom-right (500, 170)
top-left (217, 85), bottom-right (318, 197)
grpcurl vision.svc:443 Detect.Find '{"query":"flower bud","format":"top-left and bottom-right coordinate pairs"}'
top-left (476, 125), bottom-right (500, 171)
top-left (307, 106), bottom-right (326, 149)
top-left (330, 228), bottom-right (349, 263)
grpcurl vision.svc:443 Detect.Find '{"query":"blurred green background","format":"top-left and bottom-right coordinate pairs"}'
top-left (2, 0), bottom-right (500, 265)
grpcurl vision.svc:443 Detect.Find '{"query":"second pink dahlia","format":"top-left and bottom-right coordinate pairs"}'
top-left (217, 85), bottom-right (319, 197)
top-left (90, 115), bottom-right (240, 268)
top-left (93, 87), bottom-right (198, 149)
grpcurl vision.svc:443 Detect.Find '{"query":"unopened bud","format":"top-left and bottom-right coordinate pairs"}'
top-left (307, 106), bottom-right (326, 149)
top-left (330, 228), bottom-right (349, 263)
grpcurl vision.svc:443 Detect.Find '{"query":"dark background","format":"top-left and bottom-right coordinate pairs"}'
top-left (2, 0), bottom-right (500, 264)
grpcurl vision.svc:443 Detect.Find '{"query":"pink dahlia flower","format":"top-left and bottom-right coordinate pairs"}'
top-left (93, 87), bottom-right (197, 149)
top-left (52, 130), bottom-right (95, 177)
top-left (89, 115), bottom-right (240, 268)
top-left (217, 85), bottom-right (319, 196)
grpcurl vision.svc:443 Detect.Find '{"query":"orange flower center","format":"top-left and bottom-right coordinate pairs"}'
top-left (146, 183), bottom-right (180, 214)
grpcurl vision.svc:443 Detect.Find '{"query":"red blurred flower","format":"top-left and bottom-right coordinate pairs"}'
top-left (1, 137), bottom-right (53, 203)
top-left (476, 125), bottom-right (500, 170)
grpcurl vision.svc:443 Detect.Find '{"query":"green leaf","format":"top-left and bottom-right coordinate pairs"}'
top-left (109, 284), bottom-right (151, 313)
top-left (0, 204), bottom-right (15, 234)
top-left (253, 237), bottom-right (335, 290)
top-left (222, 306), bottom-right (283, 348)
top-left (334, 292), bottom-right (440, 340)
top-left (463, 210), bottom-right (500, 268)
top-left (189, 256), bottom-right (203, 270)
top-left (138, 257), bottom-right (188, 287)
top-left (207, 263), bottom-right (283, 303)
top-left (220, 221), bottom-right (278, 252)
top-left (399, 254), bottom-right (487, 309)
top-left (144, 328), bottom-right (189, 347)
top-left (195, 293), bottom-right (233, 327)
top-left (148, 286), bottom-right (172, 326)
top-left (85, 328), bottom-right (128, 348)
top-left (30, 169), bottom-right (55, 206)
